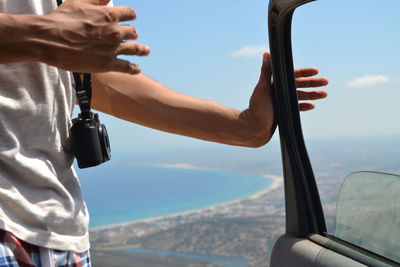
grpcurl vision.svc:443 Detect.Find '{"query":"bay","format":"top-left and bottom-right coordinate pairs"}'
top-left (78, 162), bottom-right (272, 228)
top-left (126, 248), bottom-right (249, 267)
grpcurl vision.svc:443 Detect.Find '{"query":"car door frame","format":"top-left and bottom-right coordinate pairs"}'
top-left (268, 0), bottom-right (400, 266)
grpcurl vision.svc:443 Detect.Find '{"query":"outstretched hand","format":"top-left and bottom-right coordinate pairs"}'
top-left (245, 52), bottom-right (328, 146)
top-left (41, 0), bottom-right (150, 73)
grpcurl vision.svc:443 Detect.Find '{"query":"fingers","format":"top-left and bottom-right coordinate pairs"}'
top-left (296, 77), bottom-right (329, 88)
top-left (81, 0), bottom-right (110, 5)
top-left (109, 6), bottom-right (137, 22)
top-left (119, 25), bottom-right (138, 40)
top-left (293, 67), bottom-right (328, 112)
top-left (111, 59), bottom-right (142, 74)
top-left (297, 90), bottom-right (328, 100)
top-left (111, 43), bottom-right (150, 74)
top-left (299, 102), bottom-right (316, 112)
top-left (115, 42), bottom-right (150, 56)
top-left (294, 68), bottom-right (319, 78)
top-left (295, 67), bottom-right (328, 111)
top-left (294, 67), bottom-right (329, 88)
top-left (298, 89), bottom-right (327, 112)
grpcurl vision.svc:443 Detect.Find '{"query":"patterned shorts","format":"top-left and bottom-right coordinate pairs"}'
top-left (0, 229), bottom-right (91, 267)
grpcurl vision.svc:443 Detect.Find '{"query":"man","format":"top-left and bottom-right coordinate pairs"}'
top-left (0, 0), bottom-right (328, 265)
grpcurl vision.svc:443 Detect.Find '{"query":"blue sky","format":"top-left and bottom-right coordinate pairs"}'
top-left (98, 0), bottom-right (400, 154)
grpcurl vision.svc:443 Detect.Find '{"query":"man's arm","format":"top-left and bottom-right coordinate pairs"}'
top-left (0, 0), bottom-right (149, 73)
top-left (91, 52), bottom-right (328, 148)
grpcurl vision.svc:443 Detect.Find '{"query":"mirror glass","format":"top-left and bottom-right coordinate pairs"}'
top-left (335, 171), bottom-right (400, 262)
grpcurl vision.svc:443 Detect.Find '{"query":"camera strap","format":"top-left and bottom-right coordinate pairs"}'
top-left (73, 73), bottom-right (92, 119)
top-left (56, 0), bottom-right (92, 120)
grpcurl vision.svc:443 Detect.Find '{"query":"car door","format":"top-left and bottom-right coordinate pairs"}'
top-left (267, 0), bottom-right (400, 266)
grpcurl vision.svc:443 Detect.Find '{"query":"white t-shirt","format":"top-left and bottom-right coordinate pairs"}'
top-left (0, 0), bottom-right (113, 252)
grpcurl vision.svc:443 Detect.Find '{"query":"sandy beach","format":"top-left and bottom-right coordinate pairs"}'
top-left (90, 173), bottom-right (283, 233)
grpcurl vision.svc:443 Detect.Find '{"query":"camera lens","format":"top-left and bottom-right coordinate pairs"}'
top-left (98, 123), bottom-right (111, 162)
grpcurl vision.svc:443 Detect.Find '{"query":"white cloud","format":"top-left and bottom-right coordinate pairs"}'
top-left (230, 45), bottom-right (268, 59)
top-left (345, 75), bottom-right (390, 88)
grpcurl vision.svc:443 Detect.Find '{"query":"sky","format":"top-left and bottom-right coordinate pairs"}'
top-left (93, 0), bottom-right (400, 156)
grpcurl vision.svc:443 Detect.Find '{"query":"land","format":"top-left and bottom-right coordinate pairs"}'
top-left (90, 173), bottom-right (336, 267)
top-left (91, 250), bottom-right (220, 267)
top-left (90, 137), bottom-right (400, 266)
top-left (90, 175), bottom-right (286, 267)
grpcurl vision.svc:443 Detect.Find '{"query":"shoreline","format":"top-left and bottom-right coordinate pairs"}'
top-left (90, 173), bottom-right (282, 231)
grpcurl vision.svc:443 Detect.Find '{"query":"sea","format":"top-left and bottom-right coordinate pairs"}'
top-left (77, 161), bottom-right (273, 228)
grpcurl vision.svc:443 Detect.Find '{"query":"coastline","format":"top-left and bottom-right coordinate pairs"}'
top-left (90, 173), bottom-right (282, 232)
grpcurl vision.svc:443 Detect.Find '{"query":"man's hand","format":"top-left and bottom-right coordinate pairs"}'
top-left (245, 52), bottom-right (328, 146)
top-left (38, 0), bottom-right (149, 73)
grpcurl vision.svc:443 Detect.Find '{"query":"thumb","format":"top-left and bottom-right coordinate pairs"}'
top-left (249, 52), bottom-right (274, 128)
top-left (255, 52), bottom-right (272, 93)
top-left (250, 51), bottom-right (273, 107)
top-left (259, 52), bottom-right (272, 84)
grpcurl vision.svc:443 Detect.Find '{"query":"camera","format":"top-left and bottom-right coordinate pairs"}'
top-left (70, 111), bottom-right (111, 169)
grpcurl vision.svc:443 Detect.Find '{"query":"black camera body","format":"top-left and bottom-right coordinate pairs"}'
top-left (70, 112), bottom-right (111, 169)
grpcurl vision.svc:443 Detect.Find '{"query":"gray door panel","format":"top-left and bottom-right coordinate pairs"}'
top-left (270, 234), bottom-right (366, 267)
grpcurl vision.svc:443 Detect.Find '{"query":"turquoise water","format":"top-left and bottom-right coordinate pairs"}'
top-left (127, 248), bottom-right (249, 267)
top-left (78, 162), bottom-right (272, 228)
